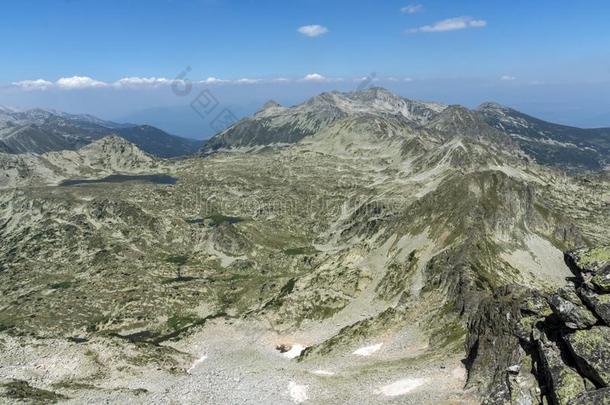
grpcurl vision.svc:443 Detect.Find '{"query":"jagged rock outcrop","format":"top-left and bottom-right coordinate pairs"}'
top-left (564, 327), bottom-right (610, 387)
top-left (548, 287), bottom-right (598, 329)
top-left (464, 285), bottom-right (546, 404)
top-left (537, 332), bottom-right (588, 405)
top-left (466, 245), bottom-right (610, 404)
top-left (566, 247), bottom-right (610, 325)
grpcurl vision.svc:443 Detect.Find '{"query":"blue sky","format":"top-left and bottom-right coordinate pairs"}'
top-left (2, 0), bottom-right (610, 138)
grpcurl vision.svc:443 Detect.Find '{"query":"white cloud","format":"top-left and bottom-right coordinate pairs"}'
top-left (56, 76), bottom-right (108, 89)
top-left (354, 76), bottom-right (412, 82)
top-left (500, 75), bottom-right (516, 81)
top-left (401, 4), bottom-right (423, 14)
top-left (302, 73), bottom-right (327, 82)
top-left (297, 25), bottom-right (329, 38)
top-left (12, 76), bottom-right (109, 90)
top-left (10, 73), bottom-right (354, 89)
top-left (408, 16), bottom-right (487, 33)
top-left (235, 78), bottom-right (261, 84)
top-left (12, 79), bottom-right (54, 91)
top-left (199, 77), bottom-right (227, 84)
top-left (113, 77), bottom-right (171, 88)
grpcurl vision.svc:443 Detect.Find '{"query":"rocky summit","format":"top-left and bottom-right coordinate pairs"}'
top-left (0, 88), bottom-right (609, 404)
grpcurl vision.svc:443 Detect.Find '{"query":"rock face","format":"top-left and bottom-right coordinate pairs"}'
top-left (466, 245), bottom-right (610, 404)
top-left (565, 327), bottom-right (610, 387)
top-left (538, 333), bottom-right (587, 405)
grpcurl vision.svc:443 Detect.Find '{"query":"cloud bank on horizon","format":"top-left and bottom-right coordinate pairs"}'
top-left (11, 74), bottom-right (419, 91)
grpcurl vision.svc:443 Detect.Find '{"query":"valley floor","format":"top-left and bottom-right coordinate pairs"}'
top-left (0, 316), bottom-right (476, 404)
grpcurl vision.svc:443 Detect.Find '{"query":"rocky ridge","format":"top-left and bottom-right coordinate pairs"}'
top-left (201, 88), bottom-right (447, 153)
top-left (0, 136), bottom-right (166, 189)
top-left (477, 102), bottom-right (610, 171)
top-left (466, 245), bottom-right (610, 404)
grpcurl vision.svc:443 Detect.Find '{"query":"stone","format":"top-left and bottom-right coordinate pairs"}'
top-left (516, 292), bottom-right (553, 345)
top-left (592, 265), bottom-right (610, 293)
top-left (567, 387), bottom-right (610, 405)
top-left (507, 364), bottom-right (521, 374)
top-left (579, 286), bottom-right (610, 326)
top-left (537, 335), bottom-right (587, 405)
top-left (521, 292), bottom-right (553, 317)
top-left (548, 287), bottom-right (598, 329)
top-left (564, 326), bottom-right (610, 387)
top-left (566, 247), bottom-right (610, 280)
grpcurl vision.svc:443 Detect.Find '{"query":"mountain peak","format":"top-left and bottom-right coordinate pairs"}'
top-left (92, 134), bottom-right (134, 147)
top-left (477, 102), bottom-right (512, 114)
top-left (262, 100), bottom-right (281, 109)
top-left (255, 100), bottom-right (285, 117)
top-left (77, 135), bottom-right (157, 167)
top-left (425, 104), bottom-right (511, 145)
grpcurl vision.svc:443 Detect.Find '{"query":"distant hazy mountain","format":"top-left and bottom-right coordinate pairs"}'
top-left (201, 88), bottom-right (446, 153)
top-left (477, 102), bottom-right (610, 171)
top-left (115, 103), bottom-right (257, 140)
top-left (202, 88), bottom-right (610, 172)
top-left (0, 107), bottom-right (202, 158)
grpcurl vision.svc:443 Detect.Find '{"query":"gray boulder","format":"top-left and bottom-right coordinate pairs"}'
top-left (567, 387), bottom-right (610, 405)
top-left (564, 326), bottom-right (610, 387)
top-left (548, 287), bottom-right (598, 329)
top-left (592, 265), bottom-right (610, 293)
top-left (537, 334), bottom-right (587, 405)
top-left (579, 286), bottom-right (610, 325)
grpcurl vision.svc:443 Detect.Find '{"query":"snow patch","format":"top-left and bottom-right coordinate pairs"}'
top-left (312, 370), bottom-right (335, 376)
top-left (353, 343), bottom-right (383, 356)
top-left (282, 344), bottom-right (306, 359)
top-left (186, 354), bottom-right (208, 374)
top-left (378, 378), bottom-right (427, 397)
top-left (288, 381), bottom-right (308, 403)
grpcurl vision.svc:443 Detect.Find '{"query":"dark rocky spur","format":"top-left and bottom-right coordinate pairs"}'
top-left (466, 245), bottom-right (610, 404)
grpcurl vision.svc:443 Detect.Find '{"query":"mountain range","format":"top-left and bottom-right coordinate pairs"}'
top-left (0, 106), bottom-right (202, 158)
top-left (202, 88), bottom-right (610, 171)
top-left (1, 88), bottom-right (609, 404)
